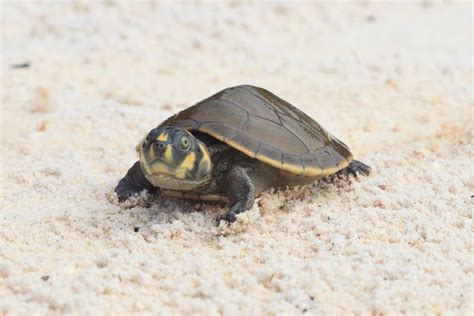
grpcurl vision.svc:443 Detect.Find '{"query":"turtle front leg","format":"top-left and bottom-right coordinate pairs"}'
top-left (115, 161), bottom-right (158, 202)
top-left (218, 166), bottom-right (256, 223)
top-left (218, 163), bottom-right (275, 223)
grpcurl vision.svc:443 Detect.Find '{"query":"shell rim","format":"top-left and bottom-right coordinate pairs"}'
top-left (194, 127), bottom-right (352, 177)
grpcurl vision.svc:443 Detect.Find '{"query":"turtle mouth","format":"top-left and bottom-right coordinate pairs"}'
top-left (144, 172), bottom-right (206, 190)
top-left (142, 156), bottom-right (188, 178)
top-left (149, 156), bottom-right (170, 166)
top-left (140, 154), bottom-right (197, 186)
top-left (140, 160), bottom-right (209, 190)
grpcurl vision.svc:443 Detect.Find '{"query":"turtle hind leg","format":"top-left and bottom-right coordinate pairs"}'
top-left (336, 159), bottom-right (372, 177)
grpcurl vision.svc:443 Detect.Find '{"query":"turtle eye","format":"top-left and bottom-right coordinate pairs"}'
top-left (179, 135), bottom-right (190, 150)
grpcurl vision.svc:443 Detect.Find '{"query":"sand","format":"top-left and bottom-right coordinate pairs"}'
top-left (1, 2), bottom-right (473, 315)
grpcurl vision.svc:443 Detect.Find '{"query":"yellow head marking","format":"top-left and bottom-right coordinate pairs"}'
top-left (164, 144), bottom-right (173, 162)
top-left (175, 152), bottom-right (196, 179)
top-left (198, 143), bottom-right (211, 173)
top-left (199, 143), bottom-right (209, 161)
top-left (180, 152), bottom-right (196, 170)
top-left (149, 141), bottom-right (155, 158)
top-left (175, 171), bottom-right (186, 179)
top-left (157, 133), bottom-right (168, 141)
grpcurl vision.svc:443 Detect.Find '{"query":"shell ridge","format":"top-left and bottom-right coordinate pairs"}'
top-left (325, 147), bottom-right (338, 168)
top-left (297, 155), bottom-right (305, 175)
top-left (277, 113), bottom-right (311, 153)
top-left (217, 97), bottom-right (249, 113)
top-left (213, 98), bottom-right (251, 140)
top-left (241, 86), bottom-right (323, 154)
top-left (234, 85), bottom-right (282, 113)
top-left (254, 142), bottom-right (261, 159)
top-left (219, 91), bottom-right (281, 128)
top-left (218, 93), bottom-right (309, 158)
top-left (252, 114), bottom-right (283, 127)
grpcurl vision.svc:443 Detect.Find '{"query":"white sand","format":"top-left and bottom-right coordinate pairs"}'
top-left (1, 2), bottom-right (473, 315)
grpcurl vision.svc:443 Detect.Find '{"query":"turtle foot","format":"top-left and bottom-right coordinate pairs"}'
top-left (337, 160), bottom-right (371, 177)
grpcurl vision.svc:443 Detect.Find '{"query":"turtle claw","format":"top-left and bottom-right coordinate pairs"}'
top-left (115, 177), bottom-right (142, 202)
top-left (115, 189), bottom-right (136, 202)
top-left (217, 211), bottom-right (237, 224)
top-left (337, 160), bottom-right (372, 177)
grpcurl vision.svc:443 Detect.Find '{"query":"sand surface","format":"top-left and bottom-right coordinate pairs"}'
top-left (1, 2), bottom-right (473, 315)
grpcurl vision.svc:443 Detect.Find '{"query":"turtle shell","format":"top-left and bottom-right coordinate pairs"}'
top-left (159, 85), bottom-right (353, 177)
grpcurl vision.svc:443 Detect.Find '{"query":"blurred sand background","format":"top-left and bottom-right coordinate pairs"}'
top-left (1, 1), bottom-right (473, 315)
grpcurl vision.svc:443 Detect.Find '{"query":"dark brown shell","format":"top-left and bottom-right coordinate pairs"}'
top-left (159, 85), bottom-right (352, 177)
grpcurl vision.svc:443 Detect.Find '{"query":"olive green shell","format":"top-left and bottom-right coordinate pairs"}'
top-left (160, 85), bottom-right (352, 177)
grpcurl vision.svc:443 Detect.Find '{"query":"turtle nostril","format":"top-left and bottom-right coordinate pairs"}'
top-left (154, 142), bottom-right (166, 151)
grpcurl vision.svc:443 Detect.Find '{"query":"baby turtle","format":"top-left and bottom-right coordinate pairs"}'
top-left (115, 85), bottom-right (371, 222)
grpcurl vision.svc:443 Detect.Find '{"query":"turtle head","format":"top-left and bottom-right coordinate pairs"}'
top-left (136, 127), bottom-right (212, 190)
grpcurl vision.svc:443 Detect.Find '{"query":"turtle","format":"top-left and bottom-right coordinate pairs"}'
top-left (115, 85), bottom-right (371, 222)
